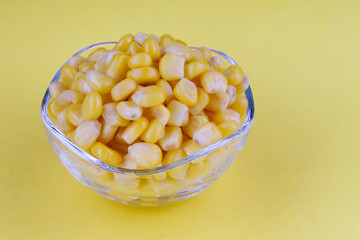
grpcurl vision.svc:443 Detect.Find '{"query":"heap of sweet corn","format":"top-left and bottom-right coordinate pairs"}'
top-left (48, 32), bottom-right (249, 174)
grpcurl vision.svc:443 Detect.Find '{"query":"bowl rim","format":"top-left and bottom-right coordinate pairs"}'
top-left (40, 41), bottom-right (255, 175)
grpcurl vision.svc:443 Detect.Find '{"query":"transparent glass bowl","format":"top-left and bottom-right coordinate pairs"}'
top-left (40, 42), bottom-right (255, 206)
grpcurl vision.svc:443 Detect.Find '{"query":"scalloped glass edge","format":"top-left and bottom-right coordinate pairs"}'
top-left (40, 42), bottom-right (255, 175)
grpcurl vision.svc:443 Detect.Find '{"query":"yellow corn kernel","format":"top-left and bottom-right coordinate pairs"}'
top-left (182, 140), bottom-right (206, 164)
top-left (200, 70), bottom-right (228, 93)
top-left (49, 89), bottom-right (85, 115)
top-left (207, 146), bottom-right (227, 168)
top-left (186, 161), bottom-right (210, 183)
top-left (164, 42), bottom-right (193, 61)
top-left (121, 116), bottom-right (149, 144)
top-left (140, 119), bottom-right (165, 143)
top-left (134, 32), bottom-right (150, 45)
top-left (86, 70), bottom-right (116, 94)
top-left (193, 122), bottom-right (222, 147)
top-left (79, 61), bottom-right (95, 73)
top-left (69, 72), bottom-right (83, 89)
top-left (111, 78), bottom-right (136, 101)
top-left (126, 67), bottom-right (160, 84)
top-left (131, 85), bottom-right (166, 107)
top-left (106, 53), bottom-right (129, 80)
top-left (235, 75), bottom-right (250, 93)
top-left (73, 120), bottom-right (101, 149)
top-left (127, 42), bottom-right (143, 55)
top-left (88, 47), bottom-right (109, 62)
top-left (67, 55), bottom-right (87, 69)
top-left (167, 100), bottom-right (189, 126)
top-left (91, 142), bottom-right (122, 166)
top-left (163, 149), bottom-right (188, 180)
top-left (114, 127), bottom-right (127, 144)
top-left (173, 78), bottom-right (198, 107)
top-left (200, 47), bottom-right (212, 61)
top-left (101, 102), bottom-right (131, 127)
top-left (81, 162), bottom-right (113, 184)
top-left (127, 53), bottom-right (152, 69)
top-left (104, 50), bottom-right (121, 66)
top-left (159, 53), bottom-right (185, 81)
top-left (65, 129), bottom-right (76, 142)
top-left (182, 115), bottom-right (209, 138)
top-left (49, 81), bottom-right (67, 99)
top-left (223, 65), bottom-right (244, 86)
top-left (158, 126), bottom-right (182, 151)
top-left (143, 38), bottom-right (161, 61)
top-left (156, 79), bottom-right (175, 104)
top-left (208, 56), bottom-right (225, 72)
top-left (128, 142), bottom-right (162, 169)
top-left (81, 92), bottom-right (102, 121)
top-left (188, 50), bottom-right (205, 62)
top-left (116, 101), bottom-right (143, 120)
top-left (189, 88), bottom-right (209, 116)
top-left (218, 120), bottom-right (240, 138)
top-left (210, 109), bottom-right (241, 125)
top-left (227, 85), bottom-right (236, 105)
top-left (113, 33), bottom-right (134, 51)
top-left (98, 118), bottom-right (118, 144)
top-left (149, 105), bottom-right (170, 125)
top-left (55, 106), bottom-right (76, 132)
top-left (66, 104), bottom-right (83, 126)
top-left (184, 60), bottom-right (209, 80)
top-left (198, 110), bottom-right (209, 120)
top-left (94, 59), bottom-right (106, 73)
top-left (205, 92), bottom-right (230, 112)
top-left (60, 65), bottom-right (78, 88)
top-left (117, 154), bottom-right (140, 169)
top-left (231, 93), bottom-right (248, 118)
top-left (73, 74), bottom-right (92, 94)
top-left (160, 33), bottom-right (176, 47)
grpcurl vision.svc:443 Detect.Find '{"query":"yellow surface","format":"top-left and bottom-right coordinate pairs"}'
top-left (1, 0), bottom-right (359, 239)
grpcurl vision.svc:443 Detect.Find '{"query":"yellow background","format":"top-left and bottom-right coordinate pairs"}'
top-left (1, 0), bottom-right (359, 239)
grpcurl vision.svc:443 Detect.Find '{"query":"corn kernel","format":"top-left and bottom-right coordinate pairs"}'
top-left (200, 70), bottom-right (228, 93)
top-left (121, 116), bottom-right (148, 144)
top-left (200, 47), bottom-right (212, 61)
top-left (105, 50), bottom-right (122, 66)
top-left (111, 78), bottom-right (136, 101)
top-left (167, 100), bottom-right (189, 127)
top-left (81, 92), bottom-right (102, 121)
top-left (223, 65), bottom-right (244, 86)
top-left (86, 70), bottom-right (116, 94)
top-left (217, 120), bottom-right (240, 137)
top-left (66, 104), bottom-right (83, 126)
top-left (116, 101), bottom-right (143, 120)
top-left (118, 154), bottom-right (139, 169)
top-left (101, 102), bottom-right (131, 127)
top-left (140, 119), bottom-right (165, 143)
top-left (127, 42), bottom-right (143, 55)
top-left (210, 109), bottom-right (240, 125)
top-left (184, 60), bottom-right (209, 80)
top-left (91, 142), bottom-right (122, 166)
top-left (82, 162), bottom-right (113, 184)
top-left (127, 53), bottom-right (152, 69)
top-left (205, 92), bottom-right (230, 112)
top-left (186, 161), bottom-right (209, 182)
top-left (160, 33), bottom-right (176, 47)
top-left (73, 74), bottom-right (92, 94)
top-left (193, 122), bottom-right (222, 147)
top-left (55, 106), bottom-right (76, 132)
top-left (208, 56), bottom-right (225, 72)
top-left (60, 65), bottom-right (78, 88)
top-left (114, 127), bottom-right (127, 144)
top-left (106, 53), bottom-right (129, 80)
top-left (182, 115), bottom-right (209, 138)
top-left (94, 59), bottom-right (106, 73)
top-left (113, 33), bottom-right (134, 51)
top-left (198, 110), bottom-right (209, 120)
top-left (73, 120), bottom-right (101, 149)
top-left (79, 61), bottom-right (95, 73)
top-left (231, 93), bottom-right (248, 118)
top-left (67, 56), bottom-right (87, 69)
top-left (235, 75), bottom-right (250, 93)
top-left (49, 81), bottom-right (67, 99)
top-left (128, 142), bottom-right (162, 169)
top-left (149, 105), bottom-right (170, 125)
top-left (131, 85), bottom-right (166, 107)
top-left (164, 43), bottom-right (192, 61)
top-left (207, 146), bottom-right (227, 168)
top-left (158, 126), bottom-right (182, 151)
top-left (49, 89), bottom-right (85, 115)
top-left (227, 85), bottom-right (236, 105)
top-left (127, 67), bottom-right (160, 84)
top-left (98, 118), bottom-right (118, 144)
top-left (156, 79), bottom-right (175, 104)
top-left (173, 78), bottom-right (198, 107)
top-left (159, 53), bottom-right (185, 81)
top-left (163, 149), bottom-right (188, 180)
top-left (143, 38), bottom-right (161, 61)
top-left (88, 47), bottom-right (109, 62)
top-left (182, 140), bottom-right (207, 164)
top-left (189, 88), bottom-right (209, 116)
top-left (134, 32), bottom-right (150, 45)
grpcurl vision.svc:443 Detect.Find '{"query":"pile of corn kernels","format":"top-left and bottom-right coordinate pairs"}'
top-left (48, 32), bottom-right (249, 174)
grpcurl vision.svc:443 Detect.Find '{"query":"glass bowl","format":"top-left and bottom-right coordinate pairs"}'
top-left (40, 42), bottom-right (255, 206)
